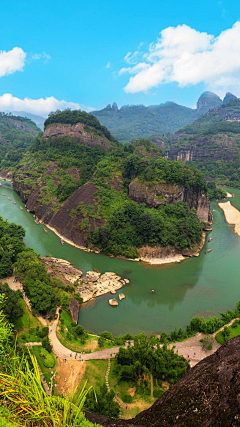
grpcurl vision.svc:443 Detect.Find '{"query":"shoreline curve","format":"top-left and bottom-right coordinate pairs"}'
top-left (218, 201), bottom-right (240, 237)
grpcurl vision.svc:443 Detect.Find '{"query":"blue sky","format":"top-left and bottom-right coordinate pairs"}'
top-left (1, 0), bottom-right (240, 116)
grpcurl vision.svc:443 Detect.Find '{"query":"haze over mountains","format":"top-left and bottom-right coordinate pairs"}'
top-left (2, 91), bottom-right (237, 141)
top-left (92, 91), bottom-right (238, 142)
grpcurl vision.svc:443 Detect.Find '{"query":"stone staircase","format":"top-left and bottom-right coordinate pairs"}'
top-left (105, 359), bottom-right (121, 414)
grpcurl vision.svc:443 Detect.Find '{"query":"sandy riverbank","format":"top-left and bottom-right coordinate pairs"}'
top-left (226, 192), bottom-right (232, 198)
top-left (218, 201), bottom-right (240, 237)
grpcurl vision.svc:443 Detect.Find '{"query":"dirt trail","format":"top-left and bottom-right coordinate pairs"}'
top-left (55, 357), bottom-right (86, 396)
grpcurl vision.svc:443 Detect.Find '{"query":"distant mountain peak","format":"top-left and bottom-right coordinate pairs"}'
top-left (197, 91), bottom-right (222, 110)
top-left (223, 92), bottom-right (237, 104)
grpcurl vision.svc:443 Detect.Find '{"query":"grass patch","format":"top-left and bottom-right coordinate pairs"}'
top-left (15, 299), bottom-right (42, 343)
top-left (216, 321), bottom-right (240, 345)
top-left (31, 346), bottom-right (56, 385)
top-left (77, 360), bottom-right (108, 394)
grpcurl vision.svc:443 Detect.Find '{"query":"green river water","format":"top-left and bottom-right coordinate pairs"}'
top-left (0, 179), bottom-right (240, 336)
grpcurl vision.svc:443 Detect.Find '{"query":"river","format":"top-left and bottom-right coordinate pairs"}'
top-left (0, 179), bottom-right (239, 336)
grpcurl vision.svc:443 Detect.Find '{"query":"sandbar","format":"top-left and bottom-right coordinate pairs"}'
top-left (226, 192), bottom-right (232, 198)
top-left (218, 201), bottom-right (240, 237)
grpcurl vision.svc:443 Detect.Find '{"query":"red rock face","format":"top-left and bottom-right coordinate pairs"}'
top-left (43, 123), bottom-right (110, 151)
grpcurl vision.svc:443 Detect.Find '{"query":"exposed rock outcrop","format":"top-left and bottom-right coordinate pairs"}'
top-left (223, 92), bottom-right (237, 103)
top-left (40, 257), bottom-right (83, 286)
top-left (129, 179), bottom-right (212, 228)
top-left (85, 336), bottom-right (240, 427)
top-left (197, 91), bottom-right (222, 110)
top-left (139, 232), bottom-right (206, 264)
top-left (69, 297), bottom-right (80, 323)
top-left (77, 272), bottom-right (129, 303)
top-left (43, 122), bottom-right (110, 151)
top-left (109, 298), bottom-right (118, 306)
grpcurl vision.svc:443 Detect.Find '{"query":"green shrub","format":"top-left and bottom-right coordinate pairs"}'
top-left (121, 394), bottom-right (133, 404)
top-left (232, 320), bottom-right (239, 328)
top-left (43, 353), bottom-right (55, 368)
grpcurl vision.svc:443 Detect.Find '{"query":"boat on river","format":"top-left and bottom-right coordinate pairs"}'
top-left (208, 237), bottom-right (213, 242)
top-left (61, 239), bottom-right (64, 245)
top-left (20, 207), bottom-right (23, 211)
top-left (205, 249), bottom-right (212, 253)
top-left (8, 197), bottom-right (11, 201)
top-left (43, 228), bottom-right (48, 234)
top-left (2, 193), bottom-right (5, 196)
top-left (35, 220), bottom-right (39, 224)
top-left (13, 201), bottom-right (16, 204)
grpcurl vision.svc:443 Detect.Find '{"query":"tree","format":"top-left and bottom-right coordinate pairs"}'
top-left (28, 280), bottom-right (56, 314)
top-left (85, 384), bottom-right (120, 418)
top-left (0, 251), bottom-right (14, 278)
top-left (74, 325), bottom-right (84, 336)
top-left (0, 283), bottom-right (23, 324)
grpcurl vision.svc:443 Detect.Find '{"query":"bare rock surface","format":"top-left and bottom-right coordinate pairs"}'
top-left (109, 298), bottom-right (118, 306)
top-left (69, 297), bottom-right (79, 323)
top-left (41, 257), bottom-right (83, 286)
top-left (43, 122), bottom-right (109, 151)
top-left (119, 293), bottom-right (125, 301)
top-left (77, 271), bottom-right (126, 303)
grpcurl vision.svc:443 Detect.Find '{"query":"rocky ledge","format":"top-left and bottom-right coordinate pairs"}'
top-left (40, 257), bottom-right (83, 285)
top-left (77, 271), bottom-right (130, 303)
top-left (139, 232), bottom-right (206, 265)
top-left (41, 257), bottom-right (130, 303)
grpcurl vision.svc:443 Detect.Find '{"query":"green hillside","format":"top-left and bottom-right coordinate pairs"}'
top-left (91, 92), bottom-right (231, 142)
top-left (92, 102), bottom-right (203, 142)
top-left (7, 111), bottom-right (209, 259)
top-left (165, 99), bottom-right (240, 188)
top-left (0, 112), bottom-right (41, 170)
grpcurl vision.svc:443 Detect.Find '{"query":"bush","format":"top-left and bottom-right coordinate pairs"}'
top-left (40, 347), bottom-right (55, 368)
top-left (73, 293), bottom-right (83, 304)
top-left (43, 353), bottom-right (55, 368)
top-left (75, 325), bottom-right (85, 336)
top-left (121, 394), bottom-right (133, 404)
top-left (232, 320), bottom-right (239, 328)
top-left (42, 336), bottom-right (52, 353)
top-left (39, 327), bottom-right (49, 338)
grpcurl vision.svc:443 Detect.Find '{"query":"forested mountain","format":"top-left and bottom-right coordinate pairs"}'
top-left (0, 110), bottom-right (212, 260)
top-left (0, 113), bottom-right (41, 171)
top-left (165, 99), bottom-right (240, 188)
top-left (7, 110), bottom-right (45, 130)
top-left (92, 92), bottom-right (234, 142)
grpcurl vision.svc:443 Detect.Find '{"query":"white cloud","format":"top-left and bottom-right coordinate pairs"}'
top-left (0, 47), bottom-right (26, 78)
top-left (119, 62), bottom-right (149, 75)
top-left (106, 62), bottom-right (110, 68)
top-left (0, 94), bottom-right (94, 117)
top-left (121, 22), bottom-right (240, 95)
top-left (32, 52), bottom-right (51, 62)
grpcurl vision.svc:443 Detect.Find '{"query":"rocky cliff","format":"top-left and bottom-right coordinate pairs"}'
top-left (165, 98), bottom-right (240, 163)
top-left (197, 91), bottom-right (222, 110)
top-left (13, 175), bottom-right (105, 248)
top-left (129, 179), bottom-right (212, 229)
top-left (85, 336), bottom-right (240, 427)
top-left (43, 122), bottom-right (110, 150)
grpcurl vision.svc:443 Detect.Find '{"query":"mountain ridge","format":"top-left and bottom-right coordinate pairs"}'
top-left (92, 92), bottom-right (237, 142)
